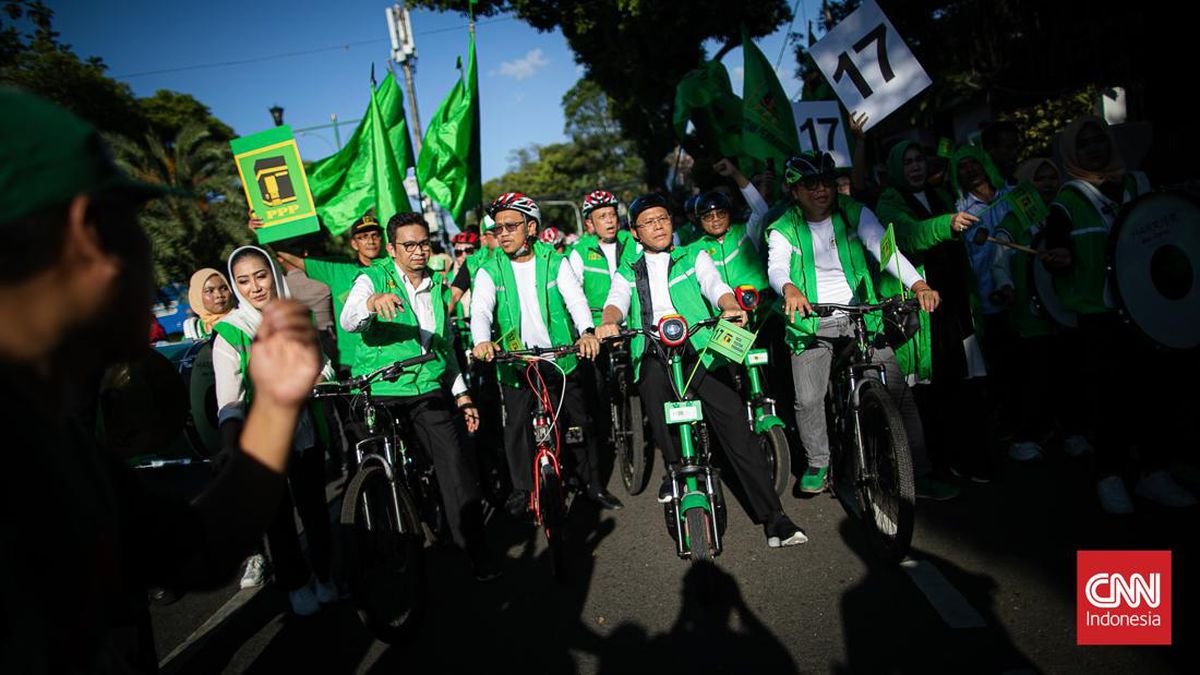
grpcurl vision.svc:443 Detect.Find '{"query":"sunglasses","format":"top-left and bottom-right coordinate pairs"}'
top-left (798, 174), bottom-right (838, 191)
top-left (455, 247), bottom-right (476, 255)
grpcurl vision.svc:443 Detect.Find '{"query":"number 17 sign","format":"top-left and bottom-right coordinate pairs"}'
top-left (808, 0), bottom-right (931, 132)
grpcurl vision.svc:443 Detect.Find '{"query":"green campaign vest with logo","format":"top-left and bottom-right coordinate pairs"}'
top-left (616, 246), bottom-right (722, 380)
top-left (690, 222), bottom-right (769, 293)
top-left (484, 242), bottom-right (579, 386)
top-left (1051, 172), bottom-right (1147, 315)
top-left (765, 196), bottom-right (883, 354)
top-left (353, 263), bottom-right (453, 398)
top-left (575, 230), bottom-right (635, 323)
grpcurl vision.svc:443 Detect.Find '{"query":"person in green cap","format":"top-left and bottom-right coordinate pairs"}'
top-left (0, 89), bottom-right (322, 671)
top-left (270, 211), bottom-right (385, 373)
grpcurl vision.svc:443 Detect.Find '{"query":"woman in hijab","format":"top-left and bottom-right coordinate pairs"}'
top-left (213, 245), bottom-right (337, 615)
top-left (1044, 116), bottom-right (1194, 513)
top-left (183, 268), bottom-right (235, 340)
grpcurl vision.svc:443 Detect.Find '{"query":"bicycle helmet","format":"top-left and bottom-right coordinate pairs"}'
top-left (487, 192), bottom-right (541, 223)
top-left (539, 226), bottom-right (565, 246)
top-left (683, 194), bottom-right (702, 223)
top-left (628, 193), bottom-right (670, 226)
top-left (582, 190), bottom-right (619, 218)
top-left (694, 191), bottom-right (732, 218)
top-left (783, 151), bottom-right (836, 186)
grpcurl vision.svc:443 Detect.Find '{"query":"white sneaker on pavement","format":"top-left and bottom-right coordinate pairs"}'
top-left (1008, 441), bottom-right (1043, 462)
top-left (239, 554), bottom-right (266, 589)
top-left (1096, 475), bottom-right (1135, 515)
top-left (1135, 470), bottom-right (1198, 508)
top-left (1063, 435), bottom-right (1093, 458)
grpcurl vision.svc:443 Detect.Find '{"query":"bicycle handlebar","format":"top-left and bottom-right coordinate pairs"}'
top-left (810, 297), bottom-right (920, 318)
top-left (491, 344), bottom-right (582, 363)
top-left (601, 315), bottom-right (728, 343)
top-left (311, 352), bottom-right (437, 397)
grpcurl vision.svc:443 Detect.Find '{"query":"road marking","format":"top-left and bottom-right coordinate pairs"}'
top-left (901, 559), bottom-right (987, 629)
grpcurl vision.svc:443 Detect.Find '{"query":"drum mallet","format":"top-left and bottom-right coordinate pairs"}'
top-left (971, 228), bottom-right (1038, 255)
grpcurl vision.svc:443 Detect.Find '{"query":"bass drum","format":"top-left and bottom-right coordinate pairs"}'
top-left (1107, 190), bottom-right (1200, 350)
top-left (101, 340), bottom-right (221, 467)
top-left (1029, 232), bottom-right (1077, 329)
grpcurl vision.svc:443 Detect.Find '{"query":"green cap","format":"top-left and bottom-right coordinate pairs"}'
top-left (0, 88), bottom-right (173, 226)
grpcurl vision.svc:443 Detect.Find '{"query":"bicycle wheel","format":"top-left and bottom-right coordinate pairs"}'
top-left (536, 460), bottom-right (567, 581)
top-left (856, 380), bottom-right (915, 564)
top-left (761, 426), bottom-right (791, 496)
top-left (339, 465), bottom-right (426, 643)
top-left (616, 386), bottom-right (652, 495)
top-left (684, 507), bottom-right (713, 562)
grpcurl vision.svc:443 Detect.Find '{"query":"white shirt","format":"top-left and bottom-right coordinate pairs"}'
top-left (767, 206), bottom-right (924, 305)
top-left (567, 239), bottom-right (621, 281)
top-left (911, 190), bottom-right (931, 213)
top-left (603, 249), bottom-right (732, 325)
top-left (470, 257), bottom-right (594, 349)
top-left (341, 263), bottom-right (467, 396)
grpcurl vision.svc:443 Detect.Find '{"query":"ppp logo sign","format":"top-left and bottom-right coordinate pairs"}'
top-left (1077, 550), bottom-right (1171, 645)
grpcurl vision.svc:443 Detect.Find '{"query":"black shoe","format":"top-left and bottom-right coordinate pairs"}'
top-left (764, 512), bottom-right (809, 548)
top-left (472, 558), bottom-right (503, 583)
top-left (657, 476), bottom-right (673, 504)
top-left (588, 488), bottom-right (624, 511)
top-left (506, 490), bottom-right (530, 517)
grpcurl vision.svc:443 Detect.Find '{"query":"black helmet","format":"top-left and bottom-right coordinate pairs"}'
top-left (783, 151), bottom-right (836, 186)
top-left (629, 193), bottom-right (670, 226)
top-left (694, 190), bottom-right (732, 217)
top-left (683, 194), bottom-right (701, 223)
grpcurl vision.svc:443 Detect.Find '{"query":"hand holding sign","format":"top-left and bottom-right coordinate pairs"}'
top-left (809, 0), bottom-right (931, 131)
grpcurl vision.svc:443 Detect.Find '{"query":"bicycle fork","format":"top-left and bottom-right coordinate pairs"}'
top-left (663, 355), bottom-right (723, 559)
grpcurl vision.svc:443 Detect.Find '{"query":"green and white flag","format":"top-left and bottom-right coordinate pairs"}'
top-left (880, 222), bottom-right (901, 283)
top-left (1007, 182), bottom-right (1050, 231)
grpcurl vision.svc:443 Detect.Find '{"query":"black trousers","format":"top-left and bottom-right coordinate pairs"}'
top-left (266, 442), bottom-right (333, 591)
top-left (501, 362), bottom-right (600, 494)
top-left (379, 393), bottom-right (486, 559)
top-left (639, 355), bottom-right (782, 523)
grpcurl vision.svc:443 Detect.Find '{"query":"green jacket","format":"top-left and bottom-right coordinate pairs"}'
top-left (765, 196), bottom-right (883, 354)
top-left (1051, 172), bottom-right (1148, 315)
top-left (689, 222), bottom-right (769, 293)
top-left (615, 246), bottom-right (721, 380)
top-left (573, 230), bottom-right (636, 323)
top-left (353, 263), bottom-right (457, 398)
top-left (482, 242), bottom-right (579, 386)
top-left (306, 256), bottom-right (374, 368)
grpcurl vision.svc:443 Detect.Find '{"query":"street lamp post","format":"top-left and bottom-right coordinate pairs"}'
top-left (269, 105), bottom-right (285, 127)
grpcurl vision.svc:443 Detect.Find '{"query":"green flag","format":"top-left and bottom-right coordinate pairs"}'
top-left (741, 27), bottom-right (800, 171)
top-left (417, 33), bottom-right (481, 227)
top-left (308, 72), bottom-right (414, 235)
top-left (880, 222), bottom-right (900, 280)
top-left (673, 60), bottom-right (742, 159)
top-left (1006, 182), bottom-right (1050, 232)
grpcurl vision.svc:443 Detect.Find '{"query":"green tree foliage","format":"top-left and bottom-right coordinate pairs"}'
top-left (483, 78), bottom-right (645, 233)
top-left (107, 123), bottom-right (248, 285)
top-left (2, 0), bottom-right (249, 284)
top-left (412, 0), bottom-right (791, 188)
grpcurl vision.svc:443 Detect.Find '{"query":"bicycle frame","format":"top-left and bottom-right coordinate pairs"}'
top-left (732, 286), bottom-right (787, 436)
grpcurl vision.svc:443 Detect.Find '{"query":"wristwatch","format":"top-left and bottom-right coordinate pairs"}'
top-left (583, 327), bottom-right (596, 336)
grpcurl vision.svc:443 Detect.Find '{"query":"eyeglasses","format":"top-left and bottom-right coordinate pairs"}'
top-left (636, 215), bottom-right (672, 230)
top-left (397, 239), bottom-right (433, 252)
top-left (700, 209), bottom-right (729, 223)
top-left (494, 221), bottom-right (525, 234)
top-left (454, 247), bottom-right (476, 255)
top-left (798, 174), bottom-right (837, 191)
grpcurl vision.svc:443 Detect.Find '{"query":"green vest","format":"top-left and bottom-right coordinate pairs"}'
top-left (690, 222), bottom-right (769, 293)
top-left (483, 242), bottom-right (579, 386)
top-left (765, 197), bottom-right (883, 354)
top-left (616, 246), bottom-right (721, 380)
top-left (1052, 173), bottom-right (1146, 315)
top-left (354, 263), bottom-right (454, 398)
top-left (996, 210), bottom-right (1055, 339)
top-left (575, 230), bottom-right (635, 323)
top-left (676, 222), bottom-right (703, 246)
top-left (212, 320), bottom-right (254, 402)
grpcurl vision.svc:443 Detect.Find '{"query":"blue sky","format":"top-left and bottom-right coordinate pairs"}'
top-left (48, 0), bottom-right (811, 182)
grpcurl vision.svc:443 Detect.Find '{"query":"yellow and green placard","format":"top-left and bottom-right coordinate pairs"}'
top-left (1007, 182), bottom-right (1050, 231)
top-left (231, 125), bottom-right (320, 244)
top-left (707, 319), bottom-right (757, 363)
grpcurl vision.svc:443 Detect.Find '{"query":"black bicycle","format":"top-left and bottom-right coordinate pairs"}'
top-left (603, 338), bottom-right (653, 495)
top-left (813, 298), bottom-right (918, 564)
top-left (311, 352), bottom-right (442, 643)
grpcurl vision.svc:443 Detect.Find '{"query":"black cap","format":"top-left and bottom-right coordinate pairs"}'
top-left (349, 212), bottom-right (382, 236)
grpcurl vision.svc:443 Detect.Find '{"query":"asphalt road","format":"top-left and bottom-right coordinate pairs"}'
top-left (150, 448), bottom-right (1196, 674)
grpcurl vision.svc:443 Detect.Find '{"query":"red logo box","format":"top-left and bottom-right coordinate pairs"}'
top-left (1077, 550), bottom-right (1172, 645)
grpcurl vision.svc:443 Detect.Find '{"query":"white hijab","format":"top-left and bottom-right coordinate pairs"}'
top-left (219, 245), bottom-right (292, 338)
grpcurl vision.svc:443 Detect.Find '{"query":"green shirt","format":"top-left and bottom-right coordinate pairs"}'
top-left (305, 256), bottom-right (374, 368)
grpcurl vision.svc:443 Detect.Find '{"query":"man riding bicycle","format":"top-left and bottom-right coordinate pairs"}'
top-left (470, 192), bottom-right (624, 515)
top-left (595, 193), bottom-right (807, 549)
top-left (341, 212), bottom-right (499, 581)
top-left (766, 151), bottom-right (958, 502)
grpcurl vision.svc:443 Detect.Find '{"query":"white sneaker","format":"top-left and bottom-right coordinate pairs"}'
top-left (314, 578), bottom-right (340, 604)
top-left (288, 583), bottom-right (320, 616)
top-left (239, 554), bottom-right (266, 589)
top-left (1135, 470), bottom-right (1198, 508)
top-left (1096, 475), bottom-right (1135, 515)
top-left (1008, 441), bottom-right (1043, 462)
top-left (1063, 435), bottom-right (1093, 458)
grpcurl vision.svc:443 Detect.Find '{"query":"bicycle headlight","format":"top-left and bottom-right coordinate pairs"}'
top-left (735, 285), bottom-right (760, 311)
top-left (658, 314), bottom-right (689, 347)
